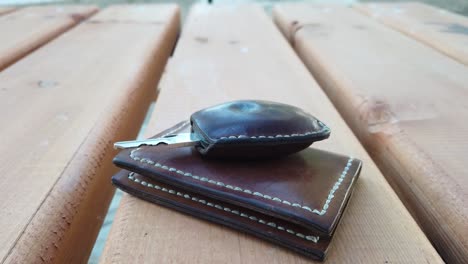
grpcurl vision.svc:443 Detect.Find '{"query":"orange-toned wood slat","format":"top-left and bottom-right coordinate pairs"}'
top-left (0, 7), bottom-right (15, 16)
top-left (0, 4), bottom-right (179, 263)
top-left (100, 4), bottom-right (442, 263)
top-left (355, 2), bottom-right (468, 66)
top-left (0, 5), bottom-right (97, 71)
top-left (273, 3), bottom-right (468, 263)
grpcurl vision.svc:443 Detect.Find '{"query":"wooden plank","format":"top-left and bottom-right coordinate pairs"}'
top-left (0, 5), bottom-right (97, 71)
top-left (101, 4), bottom-right (442, 263)
top-left (273, 3), bottom-right (468, 263)
top-left (0, 7), bottom-right (15, 16)
top-left (0, 4), bottom-right (180, 263)
top-left (355, 2), bottom-right (468, 66)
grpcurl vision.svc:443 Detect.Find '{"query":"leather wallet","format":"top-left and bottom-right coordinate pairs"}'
top-left (112, 121), bottom-right (362, 261)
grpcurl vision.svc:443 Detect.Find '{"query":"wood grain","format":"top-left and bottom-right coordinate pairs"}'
top-left (273, 3), bottom-right (468, 263)
top-left (101, 4), bottom-right (442, 263)
top-left (355, 2), bottom-right (468, 66)
top-left (0, 5), bottom-right (98, 72)
top-left (0, 7), bottom-right (15, 16)
top-left (0, 4), bottom-right (179, 263)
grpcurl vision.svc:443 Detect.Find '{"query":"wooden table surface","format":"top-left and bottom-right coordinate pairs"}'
top-left (0, 4), bottom-right (179, 263)
top-left (355, 2), bottom-right (468, 66)
top-left (1, 2), bottom-right (465, 263)
top-left (0, 7), bottom-right (15, 16)
top-left (273, 3), bottom-right (468, 263)
top-left (100, 4), bottom-right (442, 263)
top-left (0, 6), bottom-right (98, 71)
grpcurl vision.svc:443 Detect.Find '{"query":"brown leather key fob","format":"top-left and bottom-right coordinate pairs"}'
top-left (115, 100), bottom-right (331, 159)
top-left (190, 100), bottom-right (330, 158)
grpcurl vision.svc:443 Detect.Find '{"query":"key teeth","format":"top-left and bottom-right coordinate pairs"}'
top-left (113, 133), bottom-right (198, 150)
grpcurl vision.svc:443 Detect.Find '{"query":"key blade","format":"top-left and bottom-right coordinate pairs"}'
top-left (114, 133), bottom-right (200, 150)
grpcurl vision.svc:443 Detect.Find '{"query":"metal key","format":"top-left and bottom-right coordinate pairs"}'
top-left (114, 133), bottom-right (199, 149)
top-left (113, 100), bottom-right (331, 158)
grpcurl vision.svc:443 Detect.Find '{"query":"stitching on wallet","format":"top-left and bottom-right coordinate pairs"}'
top-left (216, 122), bottom-right (329, 140)
top-left (127, 172), bottom-right (320, 243)
top-left (163, 120), bottom-right (330, 140)
top-left (130, 121), bottom-right (354, 216)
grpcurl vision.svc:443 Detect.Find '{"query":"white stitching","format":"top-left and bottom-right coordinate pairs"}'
top-left (127, 172), bottom-right (320, 243)
top-left (217, 124), bottom-right (329, 140)
top-left (130, 146), bottom-right (354, 216)
top-left (131, 121), bottom-right (352, 216)
top-left (159, 120), bottom-right (329, 140)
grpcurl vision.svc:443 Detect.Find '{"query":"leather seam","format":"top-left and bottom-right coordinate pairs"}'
top-left (215, 121), bottom-right (329, 140)
top-left (131, 121), bottom-right (353, 216)
top-left (127, 172), bottom-right (320, 243)
top-left (130, 148), bottom-right (353, 216)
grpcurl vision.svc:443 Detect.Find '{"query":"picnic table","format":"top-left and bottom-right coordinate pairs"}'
top-left (0, 2), bottom-right (466, 263)
top-left (0, 4), bottom-right (179, 263)
top-left (273, 3), bottom-right (468, 263)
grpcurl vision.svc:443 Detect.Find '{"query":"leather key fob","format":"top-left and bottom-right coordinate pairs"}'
top-left (190, 100), bottom-right (330, 159)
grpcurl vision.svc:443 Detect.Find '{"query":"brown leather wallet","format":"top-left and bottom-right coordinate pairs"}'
top-left (112, 121), bottom-right (362, 261)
